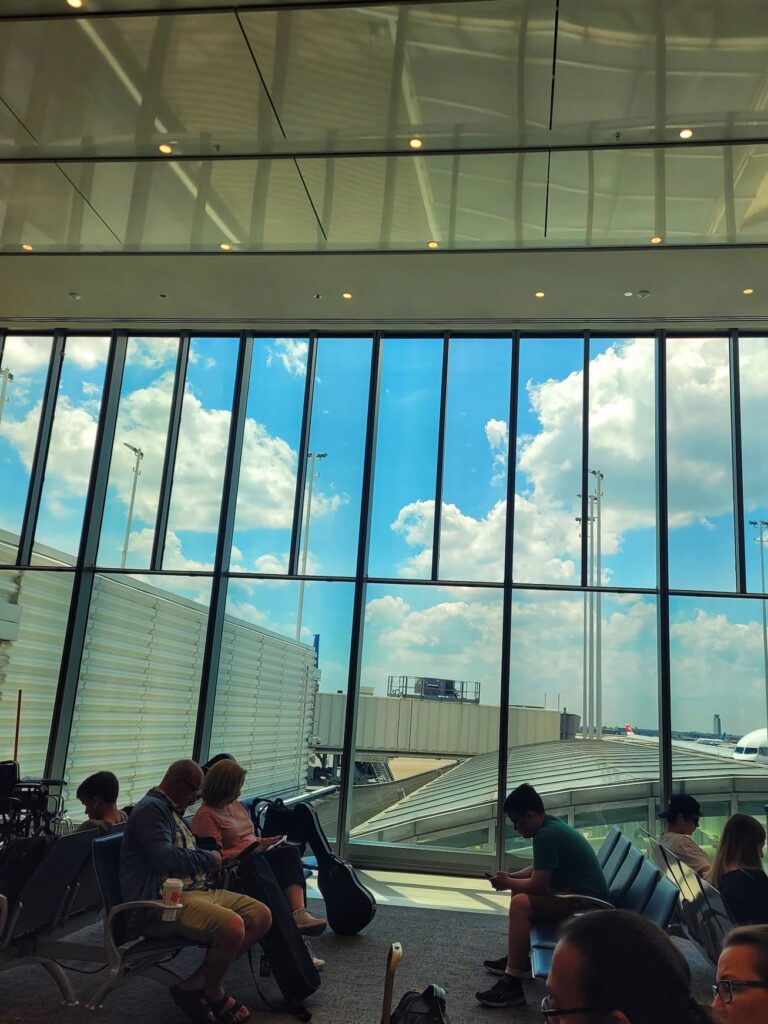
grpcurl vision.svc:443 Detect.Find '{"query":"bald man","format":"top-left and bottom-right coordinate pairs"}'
top-left (120, 759), bottom-right (271, 1024)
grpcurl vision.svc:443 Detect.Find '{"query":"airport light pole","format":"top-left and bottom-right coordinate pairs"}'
top-left (120, 443), bottom-right (144, 569)
top-left (591, 469), bottom-right (604, 742)
top-left (295, 451), bottom-right (327, 641)
top-left (0, 367), bottom-right (14, 427)
top-left (750, 519), bottom-right (768, 747)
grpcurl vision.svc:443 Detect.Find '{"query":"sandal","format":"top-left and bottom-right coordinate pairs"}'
top-left (209, 993), bottom-right (251, 1024)
top-left (169, 985), bottom-right (215, 1024)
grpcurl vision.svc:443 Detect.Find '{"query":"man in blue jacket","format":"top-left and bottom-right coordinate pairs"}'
top-left (121, 759), bottom-right (271, 1024)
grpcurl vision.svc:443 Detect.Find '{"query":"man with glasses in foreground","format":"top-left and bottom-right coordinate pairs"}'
top-left (121, 759), bottom-right (272, 1024)
top-left (712, 925), bottom-right (768, 1022)
top-left (544, 910), bottom-right (715, 1023)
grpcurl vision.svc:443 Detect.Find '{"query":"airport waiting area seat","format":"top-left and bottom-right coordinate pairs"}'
top-left (530, 827), bottom-right (680, 978)
top-left (643, 830), bottom-right (735, 965)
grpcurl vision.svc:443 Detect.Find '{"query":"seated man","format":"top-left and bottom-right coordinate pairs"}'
top-left (476, 783), bottom-right (611, 1009)
top-left (547, 909), bottom-right (715, 1023)
top-left (659, 794), bottom-right (710, 876)
top-left (75, 771), bottom-right (127, 832)
top-left (120, 759), bottom-right (271, 1024)
top-left (713, 925), bottom-right (768, 1023)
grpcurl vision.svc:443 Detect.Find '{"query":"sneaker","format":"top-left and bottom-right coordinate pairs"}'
top-left (293, 907), bottom-right (327, 936)
top-left (302, 937), bottom-right (326, 972)
top-left (483, 956), bottom-right (507, 976)
top-left (475, 976), bottom-right (526, 1008)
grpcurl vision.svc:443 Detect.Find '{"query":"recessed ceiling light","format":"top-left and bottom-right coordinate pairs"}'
top-left (409, 138), bottom-right (423, 150)
top-left (427, 240), bottom-right (439, 249)
top-left (650, 235), bottom-right (663, 245)
top-left (219, 242), bottom-right (232, 251)
top-left (743, 287), bottom-right (755, 295)
top-left (535, 291), bottom-right (545, 298)
top-left (624, 291), bottom-right (634, 297)
top-left (66, 0), bottom-right (83, 8)
top-left (21, 243), bottom-right (33, 251)
top-left (342, 292), bottom-right (352, 300)
top-left (158, 143), bottom-right (173, 155)
top-left (68, 291), bottom-right (81, 300)
top-left (679, 128), bottom-right (694, 140)
top-left (158, 292), bottom-right (168, 299)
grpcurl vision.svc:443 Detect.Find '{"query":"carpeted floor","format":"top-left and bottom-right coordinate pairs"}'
top-left (0, 900), bottom-right (716, 1024)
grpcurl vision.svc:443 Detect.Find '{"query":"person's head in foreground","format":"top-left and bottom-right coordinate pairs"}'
top-left (200, 758), bottom-right (246, 809)
top-left (503, 783), bottom-right (546, 839)
top-left (76, 770), bottom-right (120, 821)
top-left (712, 926), bottom-right (768, 1023)
top-left (546, 910), bottom-right (715, 1023)
top-left (660, 794), bottom-right (702, 836)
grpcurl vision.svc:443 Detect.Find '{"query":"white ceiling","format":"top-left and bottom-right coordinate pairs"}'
top-left (3, 1), bottom-right (768, 255)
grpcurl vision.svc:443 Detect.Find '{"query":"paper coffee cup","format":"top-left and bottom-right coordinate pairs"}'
top-left (161, 878), bottom-right (183, 921)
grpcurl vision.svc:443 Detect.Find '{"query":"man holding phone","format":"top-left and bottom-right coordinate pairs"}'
top-left (475, 783), bottom-right (611, 1010)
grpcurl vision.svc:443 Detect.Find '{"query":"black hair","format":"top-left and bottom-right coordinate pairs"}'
top-left (559, 910), bottom-right (716, 1024)
top-left (659, 793), bottom-right (701, 823)
top-left (76, 770), bottom-right (119, 804)
top-left (503, 783), bottom-right (545, 817)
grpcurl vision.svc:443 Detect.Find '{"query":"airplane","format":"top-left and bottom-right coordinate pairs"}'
top-left (732, 727), bottom-right (768, 762)
top-left (624, 724), bottom-right (657, 742)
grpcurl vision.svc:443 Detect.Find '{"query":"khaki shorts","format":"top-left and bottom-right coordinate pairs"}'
top-left (527, 892), bottom-right (607, 923)
top-left (144, 888), bottom-right (267, 944)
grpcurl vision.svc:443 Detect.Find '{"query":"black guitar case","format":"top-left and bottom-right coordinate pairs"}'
top-left (259, 799), bottom-right (377, 936)
top-left (232, 845), bottom-right (320, 1008)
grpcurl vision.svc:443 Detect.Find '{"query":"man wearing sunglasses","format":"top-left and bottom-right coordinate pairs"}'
top-left (121, 759), bottom-right (272, 1024)
top-left (712, 925), bottom-right (768, 1022)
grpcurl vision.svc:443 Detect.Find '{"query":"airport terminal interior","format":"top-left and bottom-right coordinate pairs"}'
top-left (2, 0), bottom-right (768, 1021)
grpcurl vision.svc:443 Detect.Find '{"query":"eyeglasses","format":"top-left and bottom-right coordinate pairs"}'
top-left (176, 777), bottom-right (200, 797)
top-left (541, 994), bottom-right (607, 1019)
top-left (712, 980), bottom-right (768, 1004)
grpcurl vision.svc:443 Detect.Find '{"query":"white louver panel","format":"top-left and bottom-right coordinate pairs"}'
top-left (65, 576), bottom-right (207, 808)
top-left (210, 620), bottom-right (318, 799)
top-left (0, 557), bottom-right (73, 775)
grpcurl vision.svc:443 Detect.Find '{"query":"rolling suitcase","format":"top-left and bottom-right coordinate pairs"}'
top-left (382, 942), bottom-right (404, 1024)
top-left (233, 846), bottom-right (320, 1015)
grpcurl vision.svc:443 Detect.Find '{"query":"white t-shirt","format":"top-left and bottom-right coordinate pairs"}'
top-left (660, 831), bottom-right (710, 874)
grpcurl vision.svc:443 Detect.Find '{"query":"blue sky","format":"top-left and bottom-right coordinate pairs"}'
top-left (2, 333), bottom-right (768, 736)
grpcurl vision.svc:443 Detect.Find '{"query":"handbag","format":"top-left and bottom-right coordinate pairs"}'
top-left (391, 985), bottom-right (451, 1024)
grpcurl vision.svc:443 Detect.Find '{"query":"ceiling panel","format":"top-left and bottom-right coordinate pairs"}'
top-left (0, 164), bottom-right (121, 251)
top-left (0, 12), bottom-right (277, 159)
top-left (555, 0), bottom-right (768, 146)
top-left (0, 1), bottom-right (347, 13)
top-left (60, 157), bottom-right (322, 250)
top-left (241, 1), bottom-right (555, 154)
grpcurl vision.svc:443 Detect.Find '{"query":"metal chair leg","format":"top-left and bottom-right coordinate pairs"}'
top-left (86, 966), bottom-right (125, 1010)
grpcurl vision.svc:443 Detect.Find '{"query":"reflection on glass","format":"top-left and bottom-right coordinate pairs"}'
top-left (513, 338), bottom-right (583, 584)
top-left (34, 336), bottom-right (109, 557)
top-left (97, 337), bottom-right (179, 568)
top-left (231, 337), bottom-right (308, 574)
top-left (588, 337), bottom-right (656, 588)
top-left (440, 337), bottom-right (511, 582)
top-left (0, 564), bottom-right (74, 776)
top-left (667, 338), bottom-right (735, 591)
top-left (64, 574), bottom-right (212, 814)
top-left (211, 578), bottom-right (354, 842)
top-left (368, 338), bottom-right (442, 579)
top-left (349, 583), bottom-right (502, 854)
top-left (299, 337), bottom-right (372, 577)
top-left (165, 337), bottom-right (238, 569)
top-left (0, 335), bottom-right (53, 561)
top-left (739, 337), bottom-right (768, 595)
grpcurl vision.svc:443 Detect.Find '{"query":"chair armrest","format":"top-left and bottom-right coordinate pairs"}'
top-left (103, 899), bottom-right (180, 968)
top-left (552, 894), bottom-right (614, 911)
top-left (0, 893), bottom-right (7, 942)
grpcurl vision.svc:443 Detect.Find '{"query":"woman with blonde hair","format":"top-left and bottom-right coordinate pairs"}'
top-left (710, 813), bottom-right (768, 925)
top-left (191, 760), bottom-right (327, 940)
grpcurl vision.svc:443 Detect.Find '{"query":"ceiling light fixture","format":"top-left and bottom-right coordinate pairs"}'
top-left (68, 291), bottom-right (81, 300)
top-left (743, 287), bottom-right (755, 295)
top-left (679, 128), bottom-right (694, 140)
top-left (409, 138), bottom-right (423, 150)
top-left (158, 143), bottom-right (173, 155)
top-left (21, 243), bottom-right (33, 251)
top-left (219, 242), bottom-right (232, 251)
top-left (535, 291), bottom-right (545, 298)
top-left (66, 0), bottom-right (83, 8)
top-left (650, 235), bottom-right (663, 245)
top-left (427, 240), bottom-right (439, 249)
top-left (342, 292), bottom-right (352, 300)
top-left (624, 291), bottom-right (634, 297)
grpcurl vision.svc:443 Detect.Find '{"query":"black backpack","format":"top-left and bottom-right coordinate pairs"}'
top-left (0, 834), bottom-right (54, 900)
top-left (391, 985), bottom-right (451, 1024)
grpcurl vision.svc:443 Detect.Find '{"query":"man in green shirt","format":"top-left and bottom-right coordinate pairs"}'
top-left (476, 783), bottom-right (612, 1009)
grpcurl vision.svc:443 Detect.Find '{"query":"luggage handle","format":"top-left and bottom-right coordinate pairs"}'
top-left (381, 942), bottom-right (403, 1024)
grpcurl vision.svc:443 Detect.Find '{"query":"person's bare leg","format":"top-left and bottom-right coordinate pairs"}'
top-left (234, 903), bottom-right (271, 958)
top-left (506, 894), bottom-right (533, 973)
top-left (284, 884), bottom-right (305, 913)
top-left (179, 916), bottom-right (244, 998)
